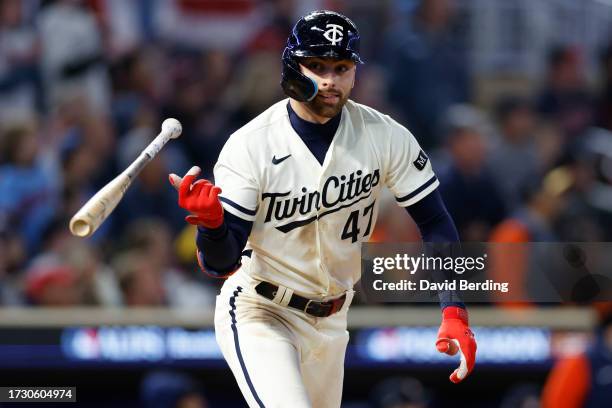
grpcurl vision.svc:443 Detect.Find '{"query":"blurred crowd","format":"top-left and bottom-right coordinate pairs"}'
top-left (1, 0), bottom-right (612, 309)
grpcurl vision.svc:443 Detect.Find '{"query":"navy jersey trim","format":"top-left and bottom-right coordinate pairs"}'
top-left (396, 175), bottom-right (438, 203)
top-left (219, 197), bottom-right (257, 216)
top-left (229, 287), bottom-right (265, 407)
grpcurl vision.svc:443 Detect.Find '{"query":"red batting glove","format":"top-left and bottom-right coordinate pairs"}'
top-left (436, 306), bottom-right (477, 383)
top-left (169, 166), bottom-right (224, 229)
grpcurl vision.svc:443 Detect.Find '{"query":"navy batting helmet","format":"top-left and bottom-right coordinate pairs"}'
top-left (281, 10), bottom-right (363, 102)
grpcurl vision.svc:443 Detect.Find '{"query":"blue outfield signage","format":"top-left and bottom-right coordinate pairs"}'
top-left (350, 326), bottom-right (552, 366)
top-left (61, 327), bottom-right (223, 361)
top-left (0, 326), bottom-right (561, 368)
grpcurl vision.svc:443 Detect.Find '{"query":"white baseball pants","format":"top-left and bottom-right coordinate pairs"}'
top-left (214, 270), bottom-right (353, 408)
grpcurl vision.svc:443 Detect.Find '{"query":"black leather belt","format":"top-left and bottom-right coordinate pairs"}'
top-left (255, 281), bottom-right (346, 318)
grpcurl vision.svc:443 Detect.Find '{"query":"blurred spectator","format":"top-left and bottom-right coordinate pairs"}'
top-left (225, 0), bottom-right (292, 121)
top-left (113, 249), bottom-right (166, 307)
top-left (0, 231), bottom-right (26, 275)
top-left (533, 122), bottom-right (566, 172)
top-left (383, 0), bottom-right (471, 149)
top-left (60, 129), bottom-right (104, 212)
top-left (583, 129), bottom-right (612, 219)
top-left (93, 0), bottom-right (154, 59)
top-left (162, 49), bottom-right (235, 177)
top-left (369, 377), bottom-right (430, 408)
top-left (174, 224), bottom-right (201, 269)
top-left (154, 0), bottom-right (259, 51)
top-left (61, 239), bottom-right (122, 306)
top-left (0, 0), bottom-right (41, 121)
top-left (490, 169), bottom-right (570, 242)
top-left (340, 0), bottom-right (389, 62)
top-left (553, 143), bottom-right (609, 242)
top-left (0, 122), bottom-right (59, 254)
top-left (542, 303), bottom-right (612, 408)
top-left (247, 0), bottom-right (294, 52)
top-left (21, 217), bottom-right (120, 306)
top-left (488, 96), bottom-right (540, 208)
top-left (0, 231), bottom-right (26, 305)
top-left (537, 45), bottom-right (594, 139)
top-left (140, 370), bottom-right (208, 408)
top-left (37, 0), bottom-right (111, 113)
top-left (58, 110), bottom-right (116, 240)
top-left (24, 261), bottom-right (84, 306)
top-left (351, 65), bottom-right (398, 116)
top-left (597, 43), bottom-right (612, 131)
top-left (438, 105), bottom-right (506, 241)
top-left (488, 170), bottom-right (571, 304)
top-left (110, 47), bottom-right (168, 135)
top-left (121, 219), bottom-right (176, 272)
top-left (119, 218), bottom-right (216, 308)
top-left (227, 41), bottom-right (285, 124)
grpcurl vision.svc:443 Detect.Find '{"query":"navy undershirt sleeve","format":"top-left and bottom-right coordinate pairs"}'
top-left (406, 188), bottom-right (459, 242)
top-left (406, 189), bottom-right (465, 309)
top-left (196, 212), bottom-right (252, 277)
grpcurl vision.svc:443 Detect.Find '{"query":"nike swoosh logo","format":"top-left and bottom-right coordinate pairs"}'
top-left (272, 154), bottom-right (292, 165)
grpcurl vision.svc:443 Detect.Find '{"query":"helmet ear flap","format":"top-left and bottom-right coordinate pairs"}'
top-left (281, 51), bottom-right (318, 102)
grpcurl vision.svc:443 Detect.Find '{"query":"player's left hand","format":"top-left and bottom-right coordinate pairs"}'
top-left (436, 306), bottom-right (477, 383)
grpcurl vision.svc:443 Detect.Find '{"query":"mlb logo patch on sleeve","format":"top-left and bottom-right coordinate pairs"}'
top-left (413, 150), bottom-right (429, 171)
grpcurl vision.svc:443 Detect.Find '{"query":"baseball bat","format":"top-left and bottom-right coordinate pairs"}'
top-left (69, 118), bottom-right (182, 238)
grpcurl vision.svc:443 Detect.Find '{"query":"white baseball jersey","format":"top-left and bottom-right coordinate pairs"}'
top-left (214, 98), bottom-right (438, 297)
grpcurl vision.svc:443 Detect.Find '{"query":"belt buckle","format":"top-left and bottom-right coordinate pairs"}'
top-left (304, 299), bottom-right (317, 316)
top-left (304, 295), bottom-right (345, 317)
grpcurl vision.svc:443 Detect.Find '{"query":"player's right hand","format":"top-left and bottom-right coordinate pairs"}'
top-left (169, 166), bottom-right (224, 229)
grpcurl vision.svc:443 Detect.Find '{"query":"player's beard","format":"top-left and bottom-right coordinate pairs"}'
top-left (305, 89), bottom-right (350, 118)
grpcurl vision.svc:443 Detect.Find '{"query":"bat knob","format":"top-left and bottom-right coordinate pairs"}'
top-left (162, 118), bottom-right (182, 139)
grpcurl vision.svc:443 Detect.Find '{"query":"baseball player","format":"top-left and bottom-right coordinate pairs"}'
top-left (169, 10), bottom-right (476, 408)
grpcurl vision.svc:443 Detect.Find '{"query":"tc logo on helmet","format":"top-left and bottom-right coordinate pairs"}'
top-left (323, 24), bottom-right (344, 45)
